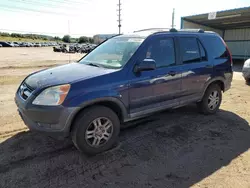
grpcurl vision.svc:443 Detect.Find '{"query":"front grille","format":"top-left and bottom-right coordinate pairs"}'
top-left (19, 83), bottom-right (34, 100)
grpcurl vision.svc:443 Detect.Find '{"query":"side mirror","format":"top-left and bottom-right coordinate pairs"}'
top-left (134, 59), bottom-right (156, 73)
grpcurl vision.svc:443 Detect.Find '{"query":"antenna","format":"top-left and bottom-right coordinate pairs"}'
top-left (117, 0), bottom-right (122, 34)
top-left (171, 8), bottom-right (175, 28)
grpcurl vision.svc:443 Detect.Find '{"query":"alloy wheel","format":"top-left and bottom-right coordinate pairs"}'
top-left (85, 117), bottom-right (113, 147)
top-left (208, 90), bottom-right (219, 110)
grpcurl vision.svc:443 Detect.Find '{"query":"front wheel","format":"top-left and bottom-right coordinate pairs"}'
top-left (197, 84), bottom-right (222, 115)
top-left (71, 106), bottom-right (120, 155)
top-left (244, 77), bottom-right (250, 84)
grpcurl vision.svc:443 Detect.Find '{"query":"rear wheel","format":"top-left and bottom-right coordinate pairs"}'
top-left (71, 106), bottom-right (120, 155)
top-left (197, 84), bottom-right (222, 115)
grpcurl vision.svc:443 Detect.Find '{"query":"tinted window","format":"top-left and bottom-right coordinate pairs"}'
top-left (145, 38), bottom-right (175, 68)
top-left (179, 37), bottom-right (200, 63)
top-left (198, 40), bottom-right (207, 61)
top-left (201, 35), bottom-right (228, 59)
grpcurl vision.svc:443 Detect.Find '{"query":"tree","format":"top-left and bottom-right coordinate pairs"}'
top-left (88, 37), bottom-right (94, 43)
top-left (11, 33), bottom-right (23, 38)
top-left (0, 32), bottom-right (10, 37)
top-left (54, 36), bottom-right (61, 41)
top-left (78, 36), bottom-right (88, 43)
top-left (62, 35), bottom-right (71, 43)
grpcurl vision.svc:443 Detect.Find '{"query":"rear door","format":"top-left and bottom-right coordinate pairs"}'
top-left (177, 36), bottom-right (213, 103)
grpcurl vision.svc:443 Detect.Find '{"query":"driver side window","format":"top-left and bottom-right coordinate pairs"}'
top-left (144, 37), bottom-right (176, 68)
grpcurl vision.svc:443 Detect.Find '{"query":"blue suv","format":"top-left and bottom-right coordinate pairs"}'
top-left (15, 28), bottom-right (233, 155)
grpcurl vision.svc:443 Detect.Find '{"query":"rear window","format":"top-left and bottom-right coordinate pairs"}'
top-left (201, 35), bottom-right (228, 59)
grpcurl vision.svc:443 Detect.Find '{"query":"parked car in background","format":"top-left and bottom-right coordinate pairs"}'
top-left (7, 42), bottom-right (19, 47)
top-left (0, 41), bottom-right (61, 48)
top-left (0, 41), bottom-right (12, 47)
top-left (53, 46), bottom-right (62, 52)
top-left (15, 28), bottom-right (233, 155)
top-left (243, 59), bottom-right (250, 82)
top-left (22, 42), bottom-right (29, 47)
top-left (13, 42), bottom-right (20, 46)
top-left (0, 44), bottom-right (2, 47)
top-left (34, 43), bottom-right (41, 47)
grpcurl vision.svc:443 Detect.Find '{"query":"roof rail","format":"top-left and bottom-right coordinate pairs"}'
top-left (177, 29), bottom-right (205, 33)
top-left (133, 28), bottom-right (207, 36)
top-left (154, 28), bottom-right (205, 34)
top-left (133, 28), bottom-right (170, 33)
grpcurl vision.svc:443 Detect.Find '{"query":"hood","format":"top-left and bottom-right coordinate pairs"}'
top-left (25, 62), bottom-right (117, 89)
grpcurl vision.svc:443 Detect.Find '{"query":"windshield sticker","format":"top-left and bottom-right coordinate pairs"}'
top-left (127, 38), bottom-right (144, 43)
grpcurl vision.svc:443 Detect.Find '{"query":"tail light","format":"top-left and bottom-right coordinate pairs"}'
top-left (221, 38), bottom-right (233, 66)
top-left (226, 46), bottom-right (233, 66)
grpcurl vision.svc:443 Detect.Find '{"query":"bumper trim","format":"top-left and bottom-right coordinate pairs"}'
top-left (15, 90), bottom-right (78, 137)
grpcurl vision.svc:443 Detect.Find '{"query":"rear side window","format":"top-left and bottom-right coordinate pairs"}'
top-left (198, 41), bottom-right (207, 61)
top-left (179, 37), bottom-right (202, 63)
top-left (201, 35), bottom-right (228, 59)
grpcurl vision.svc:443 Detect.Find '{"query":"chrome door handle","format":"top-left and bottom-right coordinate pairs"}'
top-left (168, 71), bottom-right (176, 76)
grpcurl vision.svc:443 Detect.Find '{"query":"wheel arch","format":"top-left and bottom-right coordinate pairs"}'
top-left (68, 97), bottom-right (128, 133)
top-left (201, 77), bottom-right (225, 98)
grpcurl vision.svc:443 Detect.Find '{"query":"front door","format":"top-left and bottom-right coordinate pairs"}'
top-left (129, 35), bottom-right (182, 116)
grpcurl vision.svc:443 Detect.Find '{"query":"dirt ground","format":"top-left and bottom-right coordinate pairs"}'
top-left (0, 47), bottom-right (250, 188)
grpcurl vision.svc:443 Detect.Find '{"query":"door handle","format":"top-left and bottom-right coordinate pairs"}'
top-left (205, 64), bottom-right (213, 68)
top-left (168, 71), bottom-right (176, 76)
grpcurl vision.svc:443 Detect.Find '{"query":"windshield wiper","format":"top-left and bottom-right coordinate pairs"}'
top-left (86, 63), bottom-right (101, 67)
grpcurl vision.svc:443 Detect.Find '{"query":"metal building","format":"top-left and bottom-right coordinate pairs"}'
top-left (181, 6), bottom-right (250, 59)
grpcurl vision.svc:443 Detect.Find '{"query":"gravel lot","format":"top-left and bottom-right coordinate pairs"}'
top-left (0, 48), bottom-right (250, 188)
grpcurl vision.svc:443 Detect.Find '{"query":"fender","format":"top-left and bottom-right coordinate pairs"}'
top-left (64, 90), bottom-right (128, 131)
top-left (201, 76), bottom-right (226, 98)
top-left (78, 96), bottom-right (128, 118)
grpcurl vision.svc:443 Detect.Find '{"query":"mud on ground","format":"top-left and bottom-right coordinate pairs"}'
top-left (0, 48), bottom-right (250, 188)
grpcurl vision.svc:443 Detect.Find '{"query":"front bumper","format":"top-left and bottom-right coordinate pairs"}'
top-left (15, 89), bottom-right (78, 137)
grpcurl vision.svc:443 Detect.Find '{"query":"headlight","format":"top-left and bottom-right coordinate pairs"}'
top-left (243, 59), bottom-right (250, 68)
top-left (32, 84), bottom-right (70, 106)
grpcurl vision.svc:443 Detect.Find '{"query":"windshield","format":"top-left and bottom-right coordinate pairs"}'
top-left (79, 37), bottom-right (144, 69)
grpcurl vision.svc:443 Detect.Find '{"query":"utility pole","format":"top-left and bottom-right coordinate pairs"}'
top-left (68, 20), bottom-right (71, 63)
top-left (68, 20), bottom-right (70, 35)
top-left (171, 8), bottom-right (175, 28)
top-left (117, 0), bottom-right (121, 34)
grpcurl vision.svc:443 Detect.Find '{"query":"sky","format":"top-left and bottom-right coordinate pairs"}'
top-left (0, 0), bottom-right (249, 37)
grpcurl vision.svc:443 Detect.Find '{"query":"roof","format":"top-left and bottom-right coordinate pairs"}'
top-left (182, 6), bottom-right (250, 30)
top-left (117, 28), bottom-right (217, 39)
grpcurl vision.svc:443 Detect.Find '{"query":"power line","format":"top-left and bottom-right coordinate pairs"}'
top-left (0, 28), bottom-right (92, 37)
top-left (20, 0), bottom-right (90, 6)
top-left (40, 0), bottom-right (91, 5)
top-left (0, 0), bottom-right (93, 16)
top-left (13, 0), bottom-right (90, 10)
top-left (0, 4), bottom-right (79, 16)
top-left (117, 0), bottom-right (121, 34)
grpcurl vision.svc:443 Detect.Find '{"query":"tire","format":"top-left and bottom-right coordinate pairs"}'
top-left (197, 84), bottom-right (222, 115)
top-left (71, 106), bottom-right (120, 155)
top-left (245, 77), bottom-right (250, 84)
